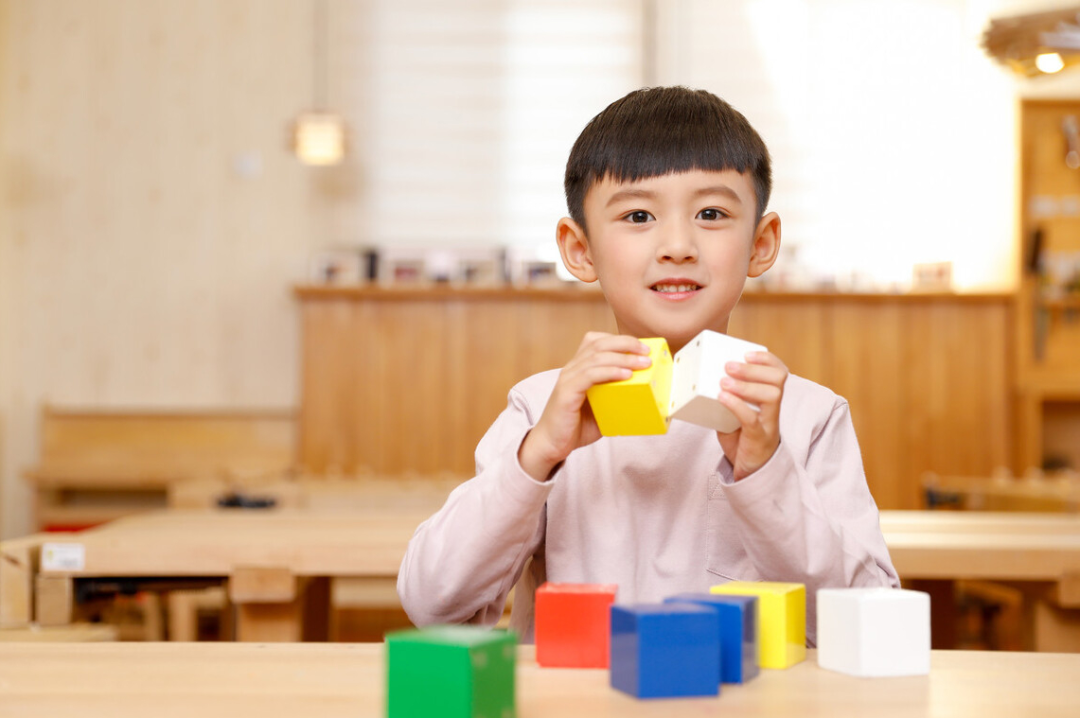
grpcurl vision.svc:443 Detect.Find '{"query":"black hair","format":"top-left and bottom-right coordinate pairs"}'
top-left (564, 86), bottom-right (772, 231)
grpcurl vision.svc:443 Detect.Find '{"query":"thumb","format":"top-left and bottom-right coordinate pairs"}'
top-left (716, 429), bottom-right (740, 464)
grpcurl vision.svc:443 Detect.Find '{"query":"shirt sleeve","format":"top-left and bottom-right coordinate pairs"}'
top-left (396, 386), bottom-right (554, 627)
top-left (716, 393), bottom-right (900, 644)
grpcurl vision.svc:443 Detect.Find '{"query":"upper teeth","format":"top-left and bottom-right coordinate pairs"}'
top-left (655, 284), bottom-right (696, 293)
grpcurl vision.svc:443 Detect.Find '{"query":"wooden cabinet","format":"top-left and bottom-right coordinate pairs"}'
top-left (1018, 100), bottom-right (1080, 474)
top-left (296, 286), bottom-right (1014, 510)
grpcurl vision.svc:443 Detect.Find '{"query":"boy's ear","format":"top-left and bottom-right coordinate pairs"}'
top-left (556, 217), bottom-right (598, 283)
top-left (747, 211), bottom-right (781, 278)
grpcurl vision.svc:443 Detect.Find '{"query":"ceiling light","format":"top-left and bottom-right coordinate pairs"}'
top-left (982, 7), bottom-right (1080, 76)
top-left (291, 0), bottom-right (347, 166)
top-left (1036, 51), bottom-right (1065, 73)
top-left (293, 112), bottom-right (347, 166)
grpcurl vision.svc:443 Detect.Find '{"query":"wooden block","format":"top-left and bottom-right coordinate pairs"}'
top-left (386, 625), bottom-right (516, 718)
top-left (816, 588), bottom-right (930, 677)
top-left (34, 575), bottom-right (73, 627)
top-left (610, 603), bottom-right (721, 699)
top-left (586, 338), bottom-right (672, 436)
top-left (711, 581), bottom-right (805, 669)
top-left (229, 567), bottom-right (296, 603)
top-left (669, 330), bottom-right (767, 433)
top-left (534, 582), bottom-right (616, 668)
top-left (665, 592), bottom-right (760, 684)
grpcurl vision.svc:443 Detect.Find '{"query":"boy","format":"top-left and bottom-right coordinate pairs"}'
top-left (397, 86), bottom-right (898, 644)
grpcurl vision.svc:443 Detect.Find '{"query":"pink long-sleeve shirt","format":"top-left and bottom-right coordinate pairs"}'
top-left (397, 369), bottom-right (899, 644)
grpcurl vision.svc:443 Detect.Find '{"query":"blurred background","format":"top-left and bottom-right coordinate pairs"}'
top-left (1, 0), bottom-right (1080, 542)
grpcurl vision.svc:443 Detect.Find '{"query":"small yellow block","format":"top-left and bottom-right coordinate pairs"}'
top-left (711, 581), bottom-right (805, 669)
top-left (585, 338), bottom-right (673, 436)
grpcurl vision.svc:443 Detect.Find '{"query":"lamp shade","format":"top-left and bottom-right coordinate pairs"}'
top-left (293, 111), bottom-right (346, 166)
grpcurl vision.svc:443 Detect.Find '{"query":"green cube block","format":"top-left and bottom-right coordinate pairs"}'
top-left (386, 625), bottom-right (517, 718)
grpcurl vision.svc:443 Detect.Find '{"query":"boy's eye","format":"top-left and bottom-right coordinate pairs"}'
top-left (624, 210), bottom-right (654, 224)
top-left (697, 208), bottom-right (727, 221)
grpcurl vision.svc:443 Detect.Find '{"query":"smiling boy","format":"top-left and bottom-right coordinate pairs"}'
top-left (398, 87), bottom-right (899, 643)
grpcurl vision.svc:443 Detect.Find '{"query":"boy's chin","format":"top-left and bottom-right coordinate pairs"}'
top-left (655, 327), bottom-right (704, 353)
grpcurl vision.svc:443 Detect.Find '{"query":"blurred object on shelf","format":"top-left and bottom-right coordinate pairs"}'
top-left (310, 247), bottom-right (364, 285)
top-left (912, 262), bottom-right (953, 293)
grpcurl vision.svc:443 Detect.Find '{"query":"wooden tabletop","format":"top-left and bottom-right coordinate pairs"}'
top-left (37, 508), bottom-right (435, 578)
top-left (1, 643), bottom-right (1077, 718)
top-left (33, 509), bottom-right (1080, 583)
top-left (879, 511), bottom-right (1080, 582)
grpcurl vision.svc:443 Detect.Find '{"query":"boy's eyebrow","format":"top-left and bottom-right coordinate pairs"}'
top-left (605, 188), bottom-right (655, 207)
top-left (693, 185), bottom-right (743, 204)
top-left (605, 185), bottom-right (744, 207)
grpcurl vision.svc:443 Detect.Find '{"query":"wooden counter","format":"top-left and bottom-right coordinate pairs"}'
top-left (1, 643), bottom-right (1078, 717)
top-left (296, 286), bottom-right (1015, 510)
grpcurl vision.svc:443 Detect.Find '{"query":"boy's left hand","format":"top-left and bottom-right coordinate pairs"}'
top-left (715, 351), bottom-right (789, 481)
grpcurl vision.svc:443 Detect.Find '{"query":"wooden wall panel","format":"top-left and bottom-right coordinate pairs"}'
top-left (298, 287), bottom-right (1014, 510)
top-left (298, 288), bottom-right (617, 477)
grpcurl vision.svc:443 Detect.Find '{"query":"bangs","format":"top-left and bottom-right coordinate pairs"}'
top-left (565, 87), bottom-right (771, 226)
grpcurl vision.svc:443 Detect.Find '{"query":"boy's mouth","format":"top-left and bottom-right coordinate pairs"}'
top-left (651, 281), bottom-right (702, 294)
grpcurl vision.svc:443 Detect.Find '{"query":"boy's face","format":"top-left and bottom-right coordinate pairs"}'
top-left (557, 169), bottom-right (780, 352)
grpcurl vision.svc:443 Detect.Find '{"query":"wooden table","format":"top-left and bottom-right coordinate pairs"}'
top-left (1, 643), bottom-right (1078, 717)
top-left (5, 508), bottom-right (1080, 646)
top-left (881, 511), bottom-right (1080, 582)
top-left (880, 511), bottom-right (1080, 650)
top-left (1, 508), bottom-right (436, 642)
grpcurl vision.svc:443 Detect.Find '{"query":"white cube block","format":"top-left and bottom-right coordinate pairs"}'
top-left (669, 330), bottom-right (767, 433)
top-left (816, 588), bottom-right (931, 677)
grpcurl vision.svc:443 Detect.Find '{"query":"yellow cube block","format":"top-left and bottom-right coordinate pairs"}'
top-left (711, 581), bottom-right (805, 669)
top-left (585, 338), bottom-right (673, 436)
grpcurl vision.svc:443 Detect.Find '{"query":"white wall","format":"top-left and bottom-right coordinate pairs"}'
top-left (654, 0), bottom-right (1039, 292)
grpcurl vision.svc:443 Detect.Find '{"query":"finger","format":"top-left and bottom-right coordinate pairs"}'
top-left (717, 390), bottom-right (768, 429)
top-left (723, 360), bottom-right (788, 388)
top-left (719, 376), bottom-right (783, 408)
top-left (567, 349), bottom-right (652, 378)
top-left (715, 429), bottom-right (739, 462)
top-left (558, 353), bottom-right (653, 398)
top-left (579, 332), bottom-right (652, 356)
top-left (743, 351), bottom-right (788, 371)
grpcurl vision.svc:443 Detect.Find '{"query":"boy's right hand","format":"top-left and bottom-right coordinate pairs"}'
top-left (518, 332), bottom-right (652, 482)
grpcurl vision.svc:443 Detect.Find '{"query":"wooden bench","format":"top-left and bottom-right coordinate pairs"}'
top-left (23, 406), bottom-right (296, 530)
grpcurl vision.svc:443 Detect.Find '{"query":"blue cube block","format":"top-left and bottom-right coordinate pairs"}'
top-left (665, 592), bottom-right (760, 684)
top-left (610, 603), bottom-right (721, 699)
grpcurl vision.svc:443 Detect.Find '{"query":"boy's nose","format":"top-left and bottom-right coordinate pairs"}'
top-left (657, 223), bottom-right (698, 263)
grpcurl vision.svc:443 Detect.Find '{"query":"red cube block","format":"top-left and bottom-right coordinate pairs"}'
top-left (535, 582), bottom-right (618, 668)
